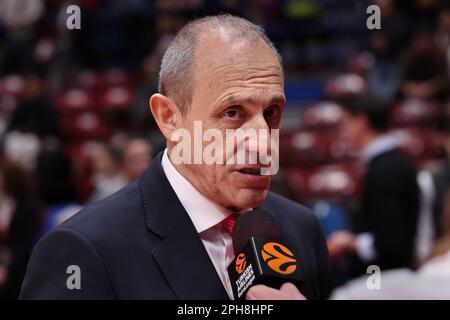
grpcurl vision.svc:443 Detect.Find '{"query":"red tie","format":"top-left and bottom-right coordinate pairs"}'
top-left (221, 214), bottom-right (238, 234)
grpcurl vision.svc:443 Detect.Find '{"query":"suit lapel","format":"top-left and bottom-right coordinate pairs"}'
top-left (139, 152), bottom-right (229, 300)
top-left (151, 214), bottom-right (230, 299)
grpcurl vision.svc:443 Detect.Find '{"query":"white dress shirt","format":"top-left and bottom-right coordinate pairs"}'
top-left (415, 170), bottom-right (436, 263)
top-left (360, 133), bottom-right (397, 165)
top-left (161, 149), bottom-right (238, 299)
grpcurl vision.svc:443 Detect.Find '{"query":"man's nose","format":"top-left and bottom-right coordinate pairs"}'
top-left (243, 114), bottom-right (272, 157)
top-left (242, 113), bottom-right (271, 132)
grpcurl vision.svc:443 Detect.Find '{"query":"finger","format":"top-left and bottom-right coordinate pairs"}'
top-left (280, 283), bottom-right (307, 300)
top-left (245, 284), bottom-right (275, 300)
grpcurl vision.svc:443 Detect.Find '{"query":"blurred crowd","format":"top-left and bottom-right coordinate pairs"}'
top-left (0, 0), bottom-right (449, 299)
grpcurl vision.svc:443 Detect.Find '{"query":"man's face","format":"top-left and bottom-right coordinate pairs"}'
top-left (171, 35), bottom-right (285, 211)
top-left (340, 111), bottom-right (365, 151)
top-left (123, 140), bottom-right (152, 181)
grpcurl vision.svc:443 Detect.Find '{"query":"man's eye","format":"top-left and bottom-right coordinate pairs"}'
top-left (223, 109), bottom-right (240, 118)
top-left (264, 106), bottom-right (279, 119)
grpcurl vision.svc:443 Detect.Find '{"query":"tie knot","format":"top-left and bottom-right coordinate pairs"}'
top-left (221, 214), bottom-right (238, 234)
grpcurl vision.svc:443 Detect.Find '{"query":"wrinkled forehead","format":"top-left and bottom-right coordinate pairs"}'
top-left (191, 33), bottom-right (284, 102)
top-left (195, 32), bottom-right (282, 74)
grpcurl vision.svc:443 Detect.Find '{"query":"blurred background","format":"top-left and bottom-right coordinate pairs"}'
top-left (0, 0), bottom-right (449, 299)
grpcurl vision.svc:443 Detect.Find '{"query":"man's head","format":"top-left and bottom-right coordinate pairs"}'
top-left (339, 94), bottom-right (391, 151)
top-left (149, 14), bottom-right (285, 211)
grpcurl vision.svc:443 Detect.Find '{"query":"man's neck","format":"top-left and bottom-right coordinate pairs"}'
top-left (358, 131), bottom-right (380, 151)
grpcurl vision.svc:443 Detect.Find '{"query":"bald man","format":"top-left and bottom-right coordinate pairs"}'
top-left (20, 15), bottom-right (331, 300)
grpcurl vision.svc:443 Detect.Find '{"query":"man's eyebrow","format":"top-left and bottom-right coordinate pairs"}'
top-left (269, 95), bottom-right (286, 105)
top-left (216, 95), bottom-right (286, 109)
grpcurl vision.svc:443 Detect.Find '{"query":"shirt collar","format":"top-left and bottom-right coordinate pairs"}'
top-left (361, 133), bottom-right (397, 163)
top-left (161, 148), bottom-right (233, 234)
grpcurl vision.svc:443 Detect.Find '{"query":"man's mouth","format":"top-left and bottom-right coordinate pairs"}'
top-left (238, 168), bottom-right (261, 175)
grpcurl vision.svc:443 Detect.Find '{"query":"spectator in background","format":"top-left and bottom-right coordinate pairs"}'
top-left (331, 189), bottom-right (450, 299)
top-left (0, 160), bottom-right (38, 299)
top-left (122, 137), bottom-right (153, 183)
top-left (400, 28), bottom-right (449, 100)
top-left (430, 144), bottom-right (450, 238)
top-left (415, 136), bottom-right (450, 263)
top-left (0, 0), bottom-right (44, 74)
top-left (427, 189), bottom-right (450, 262)
top-left (327, 95), bottom-right (420, 273)
top-left (2, 130), bottom-right (41, 172)
top-left (131, 23), bottom-right (173, 133)
top-left (434, 6), bottom-right (450, 78)
top-left (6, 74), bottom-right (58, 137)
top-left (32, 138), bottom-right (81, 247)
top-left (372, 0), bottom-right (411, 54)
top-left (35, 136), bottom-right (76, 206)
top-left (367, 31), bottom-right (400, 102)
top-left (88, 142), bottom-right (127, 203)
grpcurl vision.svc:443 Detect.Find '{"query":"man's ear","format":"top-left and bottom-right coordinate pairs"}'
top-left (149, 93), bottom-right (180, 141)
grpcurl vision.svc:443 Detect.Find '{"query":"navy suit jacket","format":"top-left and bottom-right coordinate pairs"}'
top-left (20, 153), bottom-right (332, 299)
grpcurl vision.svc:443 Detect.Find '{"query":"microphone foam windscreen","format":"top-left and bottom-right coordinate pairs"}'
top-left (232, 209), bottom-right (283, 253)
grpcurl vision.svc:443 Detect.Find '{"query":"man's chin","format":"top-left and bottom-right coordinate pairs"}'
top-left (230, 188), bottom-right (269, 211)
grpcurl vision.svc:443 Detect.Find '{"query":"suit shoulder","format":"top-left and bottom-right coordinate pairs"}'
top-left (21, 224), bottom-right (115, 299)
top-left (371, 149), bottom-right (415, 173)
top-left (58, 181), bottom-right (144, 242)
top-left (264, 191), bottom-right (318, 225)
top-left (368, 149), bottom-right (418, 187)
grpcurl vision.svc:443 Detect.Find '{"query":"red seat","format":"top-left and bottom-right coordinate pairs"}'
top-left (55, 89), bottom-right (96, 114)
top-left (78, 69), bottom-right (136, 92)
top-left (325, 73), bottom-right (368, 99)
top-left (78, 71), bottom-right (104, 92)
top-left (103, 69), bottom-right (135, 87)
top-left (1, 74), bottom-right (25, 96)
top-left (390, 128), bottom-right (445, 167)
top-left (347, 52), bottom-right (374, 77)
top-left (64, 142), bottom-right (97, 202)
top-left (302, 101), bottom-right (344, 131)
top-left (280, 131), bottom-right (355, 167)
top-left (288, 164), bottom-right (362, 201)
top-left (391, 99), bottom-right (439, 127)
top-left (98, 86), bottom-right (135, 110)
top-left (60, 111), bottom-right (109, 140)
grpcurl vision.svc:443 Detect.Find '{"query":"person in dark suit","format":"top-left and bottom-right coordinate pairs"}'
top-left (0, 161), bottom-right (38, 300)
top-left (328, 95), bottom-right (420, 271)
top-left (20, 15), bottom-right (332, 300)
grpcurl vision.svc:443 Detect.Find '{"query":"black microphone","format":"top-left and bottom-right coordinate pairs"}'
top-left (227, 209), bottom-right (305, 300)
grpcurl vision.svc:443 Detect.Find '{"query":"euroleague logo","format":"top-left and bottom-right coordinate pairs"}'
top-left (261, 242), bottom-right (297, 275)
top-left (235, 253), bottom-right (247, 274)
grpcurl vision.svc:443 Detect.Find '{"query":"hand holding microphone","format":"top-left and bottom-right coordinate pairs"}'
top-left (226, 209), bottom-right (307, 300)
top-left (246, 283), bottom-right (306, 300)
